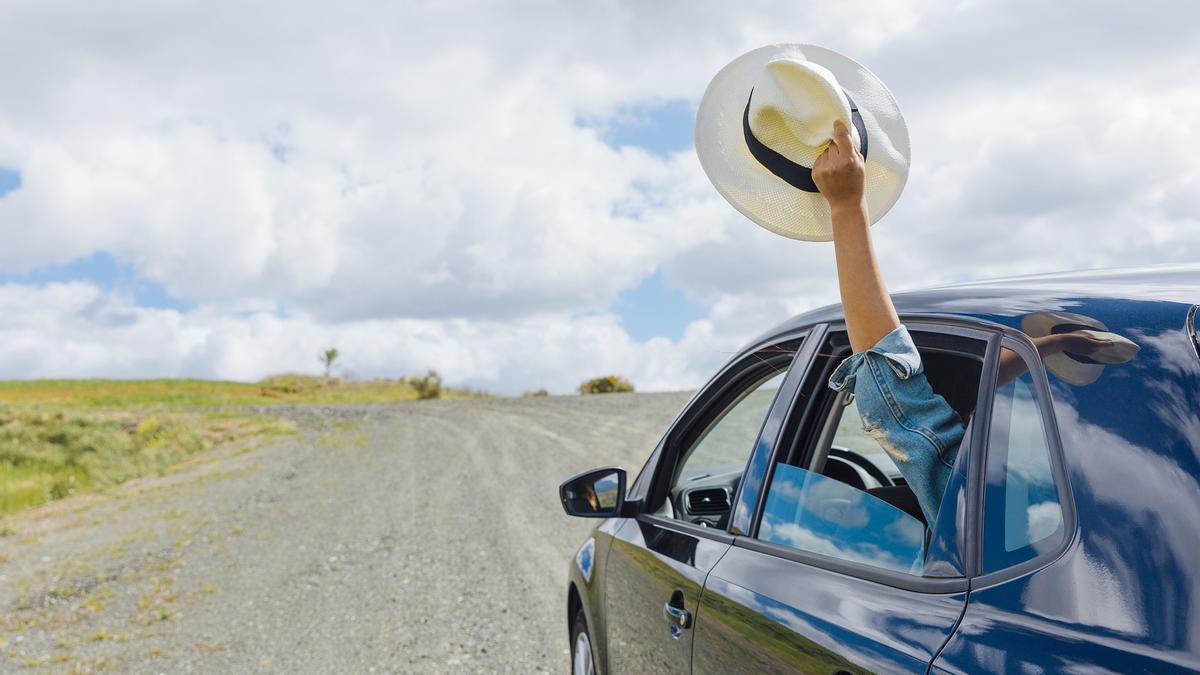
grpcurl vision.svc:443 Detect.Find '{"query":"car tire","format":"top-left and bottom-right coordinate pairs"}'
top-left (571, 607), bottom-right (597, 675)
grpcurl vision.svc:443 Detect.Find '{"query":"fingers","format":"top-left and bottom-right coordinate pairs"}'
top-left (814, 138), bottom-right (838, 170)
top-left (831, 119), bottom-right (854, 154)
top-left (813, 144), bottom-right (832, 171)
top-left (1062, 331), bottom-right (1111, 355)
top-left (813, 118), bottom-right (866, 205)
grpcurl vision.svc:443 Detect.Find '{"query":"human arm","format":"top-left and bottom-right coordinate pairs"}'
top-left (814, 121), bottom-right (964, 523)
top-left (812, 119), bottom-right (900, 353)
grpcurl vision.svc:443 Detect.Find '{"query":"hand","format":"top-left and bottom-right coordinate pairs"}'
top-left (1054, 331), bottom-right (1113, 356)
top-left (812, 119), bottom-right (866, 212)
top-left (1035, 331), bottom-right (1112, 357)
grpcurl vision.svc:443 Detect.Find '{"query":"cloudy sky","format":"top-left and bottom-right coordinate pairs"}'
top-left (1, 1), bottom-right (1198, 393)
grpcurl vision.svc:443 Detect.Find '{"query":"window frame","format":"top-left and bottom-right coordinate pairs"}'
top-left (1188, 304), bottom-right (1199, 363)
top-left (633, 327), bottom-right (816, 543)
top-left (969, 333), bottom-right (1078, 587)
top-left (733, 317), bottom-right (1003, 594)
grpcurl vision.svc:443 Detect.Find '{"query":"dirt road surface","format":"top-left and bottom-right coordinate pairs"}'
top-left (0, 393), bottom-right (692, 674)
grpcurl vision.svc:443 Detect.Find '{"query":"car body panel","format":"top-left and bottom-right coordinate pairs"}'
top-left (602, 516), bottom-right (731, 673)
top-left (567, 518), bottom-right (624, 674)
top-left (753, 263), bottom-right (1200, 344)
top-left (694, 545), bottom-right (966, 674)
top-left (933, 288), bottom-right (1200, 671)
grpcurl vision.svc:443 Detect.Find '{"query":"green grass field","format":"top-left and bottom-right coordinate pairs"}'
top-left (0, 375), bottom-right (488, 517)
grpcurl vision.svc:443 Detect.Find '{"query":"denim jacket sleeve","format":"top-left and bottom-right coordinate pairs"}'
top-left (828, 325), bottom-right (966, 525)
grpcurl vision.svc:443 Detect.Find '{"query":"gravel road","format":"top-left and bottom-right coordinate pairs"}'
top-left (0, 392), bottom-right (692, 674)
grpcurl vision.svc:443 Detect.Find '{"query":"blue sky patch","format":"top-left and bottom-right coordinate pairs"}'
top-left (0, 167), bottom-right (21, 198)
top-left (580, 99), bottom-right (695, 157)
top-left (270, 141), bottom-right (293, 162)
top-left (615, 270), bottom-right (708, 341)
top-left (0, 251), bottom-right (194, 311)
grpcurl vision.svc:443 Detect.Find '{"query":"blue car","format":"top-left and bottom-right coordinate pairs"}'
top-left (559, 265), bottom-right (1200, 674)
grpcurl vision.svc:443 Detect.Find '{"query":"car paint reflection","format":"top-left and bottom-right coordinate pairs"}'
top-left (603, 517), bottom-right (729, 674)
top-left (694, 545), bottom-right (966, 674)
top-left (935, 302), bottom-right (1200, 671)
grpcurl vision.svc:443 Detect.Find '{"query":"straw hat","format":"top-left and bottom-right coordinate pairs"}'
top-left (1021, 311), bottom-right (1141, 386)
top-left (695, 44), bottom-right (910, 241)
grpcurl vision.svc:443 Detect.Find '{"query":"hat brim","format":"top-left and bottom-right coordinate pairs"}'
top-left (1020, 311), bottom-right (1121, 386)
top-left (695, 44), bottom-right (910, 242)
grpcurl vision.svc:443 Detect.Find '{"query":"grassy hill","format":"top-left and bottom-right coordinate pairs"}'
top-left (0, 374), bottom-right (485, 408)
top-left (0, 376), bottom-right (488, 517)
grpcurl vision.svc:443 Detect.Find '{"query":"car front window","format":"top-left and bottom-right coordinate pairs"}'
top-left (665, 351), bottom-right (794, 528)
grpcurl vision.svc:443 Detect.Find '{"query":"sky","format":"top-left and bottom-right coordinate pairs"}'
top-left (1, 1), bottom-right (1199, 394)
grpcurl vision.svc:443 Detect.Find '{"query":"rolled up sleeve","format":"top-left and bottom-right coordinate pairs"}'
top-left (828, 325), bottom-right (966, 525)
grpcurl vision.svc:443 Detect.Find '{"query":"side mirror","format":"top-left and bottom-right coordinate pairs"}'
top-left (559, 467), bottom-right (626, 518)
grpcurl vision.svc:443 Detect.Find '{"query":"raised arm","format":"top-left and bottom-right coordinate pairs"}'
top-left (812, 120), bottom-right (900, 353)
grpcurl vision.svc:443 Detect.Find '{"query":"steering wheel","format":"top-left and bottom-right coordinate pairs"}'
top-left (829, 446), bottom-right (894, 488)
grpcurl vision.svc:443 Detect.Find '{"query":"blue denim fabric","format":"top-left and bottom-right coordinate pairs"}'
top-left (828, 326), bottom-right (966, 525)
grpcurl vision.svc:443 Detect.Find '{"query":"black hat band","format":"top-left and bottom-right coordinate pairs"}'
top-left (742, 88), bottom-right (868, 194)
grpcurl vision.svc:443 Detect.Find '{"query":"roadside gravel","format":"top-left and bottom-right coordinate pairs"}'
top-left (0, 392), bottom-right (690, 674)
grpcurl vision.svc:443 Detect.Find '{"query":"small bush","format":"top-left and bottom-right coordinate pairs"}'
top-left (578, 375), bottom-right (634, 395)
top-left (522, 388), bottom-right (549, 397)
top-left (259, 374), bottom-right (337, 398)
top-left (410, 370), bottom-right (443, 400)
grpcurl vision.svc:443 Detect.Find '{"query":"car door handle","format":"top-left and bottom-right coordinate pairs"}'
top-left (663, 602), bottom-right (692, 633)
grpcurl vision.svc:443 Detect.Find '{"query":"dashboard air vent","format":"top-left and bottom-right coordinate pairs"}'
top-left (687, 488), bottom-right (730, 514)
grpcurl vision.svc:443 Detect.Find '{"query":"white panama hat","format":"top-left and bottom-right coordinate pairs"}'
top-left (1021, 311), bottom-right (1141, 386)
top-left (695, 44), bottom-right (910, 241)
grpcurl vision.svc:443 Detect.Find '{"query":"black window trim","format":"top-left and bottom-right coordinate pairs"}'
top-left (636, 326), bottom-right (815, 546)
top-left (731, 315), bottom-right (1002, 594)
top-left (968, 331), bottom-right (1079, 588)
top-left (733, 534), bottom-right (970, 594)
top-left (638, 513), bottom-right (737, 545)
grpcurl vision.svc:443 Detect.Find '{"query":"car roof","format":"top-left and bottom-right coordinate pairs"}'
top-left (757, 262), bottom-right (1200, 344)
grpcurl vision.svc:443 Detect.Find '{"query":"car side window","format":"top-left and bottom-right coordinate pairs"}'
top-left (753, 328), bottom-right (985, 577)
top-left (756, 391), bottom-right (929, 575)
top-left (982, 354), bottom-right (1064, 572)
top-left (665, 351), bottom-right (792, 528)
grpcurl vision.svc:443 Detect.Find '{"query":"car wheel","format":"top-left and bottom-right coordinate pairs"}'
top-left (571, 607), bottom-right (596, 675)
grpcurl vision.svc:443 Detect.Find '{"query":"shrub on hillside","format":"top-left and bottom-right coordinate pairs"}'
top-left (522, 388), bottom-right (549, 397)
top-left (578, 375), bottom-right (634, 395)
top-left (410, 370), bottom-right (443, 400)
top-left (259, 374), bottom-right (337, 398)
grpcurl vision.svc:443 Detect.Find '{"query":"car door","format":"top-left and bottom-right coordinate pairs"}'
top-left (603, 328), bottom-right (821, 674)
top-left (691, 322), bottom-right (993, 674)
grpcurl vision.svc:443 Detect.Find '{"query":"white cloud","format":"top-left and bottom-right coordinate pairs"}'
top-left (0, 281), bottom-right (731, 393)
top-left (0, 1), bottom-right (1198, 391)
